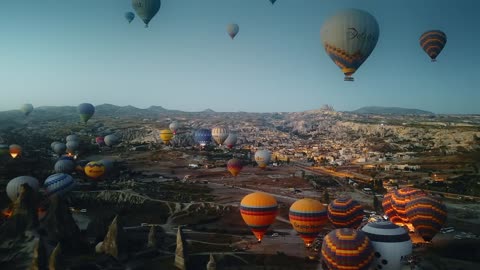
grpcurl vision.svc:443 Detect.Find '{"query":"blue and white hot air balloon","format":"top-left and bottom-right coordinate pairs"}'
top-left (44, 173), bottom-right (76, 197)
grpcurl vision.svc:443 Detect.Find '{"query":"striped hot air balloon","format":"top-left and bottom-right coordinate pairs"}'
top-left (406, 196), bottom-right (447, 242)
top-left (212, 127), bottom-right (229, 145)
top-left (160, 129), bottom-right (174, 144)
top-left (362, 221), bottom-right (413, 270)
top-left (327, 195), bottom-right (365, 229)
top-left (84, 161), bottom-right (105, 180)
top-left (44, 173), bottom-right (76, 197)
top-left (289, 198), bottom-right (328, 247)
top-left (227, 158), bottom-right (243, 177)
top-left (382, 193), bottom-right (403, 224)
top-left (391, 188), bottom-right (426, 223)
top-left (321, 228), bottom-right (374, 270)
top-left (240, 192), bottom-right (278, 242)
top-left (420, 30), bottom-right (447, 62)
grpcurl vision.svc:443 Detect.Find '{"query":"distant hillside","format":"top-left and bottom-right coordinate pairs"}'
top-left (352, 106), bottom-right (434, 115)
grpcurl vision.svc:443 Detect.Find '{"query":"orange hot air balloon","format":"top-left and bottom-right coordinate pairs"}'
top-left (9, 144), bottom-right (22, 159)
top-left (240, 192), bottom-right (278, 242)
top-left (382, 192), bottom-right (403, 224)
top-left (160, 129), bottom-right (174, 144)
top-left (84, 161), bottom-right (105, 180)
top-left (391, 188), bottom-right (426, 223)
top-left (406, 196), bottom-right (447, 242)
top-left (289, 198), bottom-right (328, 247)
top-left (227, 158), bottom-right (243, 177)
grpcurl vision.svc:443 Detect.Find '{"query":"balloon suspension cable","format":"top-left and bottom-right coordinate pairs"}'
top-left (431, 59), bottom-right (437, 62)
top-left (145, 24), bottom-right (149, 28)
top-left (344, 76), bottom-right (354, 82)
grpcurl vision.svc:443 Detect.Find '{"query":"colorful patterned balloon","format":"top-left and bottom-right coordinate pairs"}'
top-left (406, 196), bottom-right (447, 242)
top-left (420, 30), bottom-right (447, 62)
top-left (289, 198), bottom-right (328, 247)
top-left (321, 228), bottom-right (374, 270)
top-left (240, 192), bottom-right (278, 242)
top-left (391, 188), bottom-right (426, 223)
top-left (327, 195), bottom-right (364, 229)
top-left (194, 129), bottom-right (212, 147)
top-left (382, 193), bottom-right (403, 224)
top-left (227, 158), bottom-right (243, 177)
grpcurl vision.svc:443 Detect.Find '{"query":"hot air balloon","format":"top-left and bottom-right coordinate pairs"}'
top-left (53, 143), bottom-right (67, 156)
top-left (227, 24), bottom-right (239, 40)
top-left (289, 198), bottom-right (328, 247)
top-left (362, 221), bottom-right (413, 270)
top-left (169, 121), bottom-right (179, 135)
top-left (44, 173), bottom-right (76, 197)
top-left (320, 9), bottom-right (380, 81)
top-left (9, 144), bottom-right (22, 159)
top-left (66, 141), bottom-right (79, 154)
top-left (77, 103), bottom-right (95, 123)
top-left (95, 137), bottom-right (105, 146)
top-left (66, 134), bottom-right (79, 142)
top-left (132, 0), bottom-right (161, 28)
top-left (20, 103), bottom-right (34, 116)
top-left (0, 144), bottom-right (9, 156)
top-left (194, 129), bottom-right (212, 147)
top-left (84, 161), bottom-right (105, 180)
top-left (51, 141), bottom-right (60, 149)
top-left (254, 150), bottom-right (271, 169)
top-left (160, 129), bottom-right (174, 144)
top-left (327, 195), bottom-right (365, 229)
top-left (227, 158), bottom-right (243, 177)
top-left (212, 127), bottom-right (229, 145)
top-left (391, 188), bottom-right (426, 223)
top-left (406, 196), bottom-right (447, 242)
top-left (382, 193), bottom-right (403, 224)
top-left (224, 132), bottom-right (238, 149)
top-left (321, 228), bottom-right (374, 270)
top-left (420, 30), bottom-right (447, 62)
top-left (125, 11), bottom-right (135, 23)
top-left (104, 134), bottom-right (120, 147)
top-left (240, 192), bottom-right (278, 242)
top-left (54, 159), bottom-right (75, 174)
top-left (6, 176), bottom-right (39, 202)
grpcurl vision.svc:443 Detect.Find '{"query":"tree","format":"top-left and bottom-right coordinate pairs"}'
top-left (323, 189), bottom-right (330, 203)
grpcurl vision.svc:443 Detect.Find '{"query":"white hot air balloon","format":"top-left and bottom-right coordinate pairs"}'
top-left (254, 150), bottom-right (271, 169)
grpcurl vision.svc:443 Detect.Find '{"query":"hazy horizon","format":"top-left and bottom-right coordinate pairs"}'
top-left (1, 0), bottom-right (478, 114)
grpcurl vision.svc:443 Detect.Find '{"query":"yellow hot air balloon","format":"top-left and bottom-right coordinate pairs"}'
top-left (240, 192), bottom-right (278, 242)
top-left (84, 161), bottom-right (105, 180)
top-left (160, 129), bottom-right (174, 144)
top-left (289, 198), bottom-right (328, 247)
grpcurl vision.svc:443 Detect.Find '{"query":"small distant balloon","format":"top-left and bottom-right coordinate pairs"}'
top-left (125, 11), bottom-right (135, 23)
top-left (104, 134), bottom-right (120, 147)
top-left (9, 144), bottom-right (22, 159)
top-left (160, 129), bottom-right (174, 144)
top-left (132, 0), bottom-right (161, 28)
top-left (20, 104), bottom-right (34, 116)
top-left (78, 103), bottom-right (95, 124)
top-left (226, 24), bottom-right (239, 40)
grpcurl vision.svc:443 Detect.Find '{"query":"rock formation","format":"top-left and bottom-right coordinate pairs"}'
top-left (7, 184), bottom-right (39, 236)
top-left (30, 236), bottom-right (47, 270)
top-left (174, 226), bottom-right (188, 270)
top-left (101, 215), bottom-right (127, 260)
top-left (48, 243), bottom-right (63, 270)
top-left (40, 195), bottom-right (80, 250)
top-left (206, 254), bottom-right (216, 270)
top-left (147, 226), bottom-right (157, 249)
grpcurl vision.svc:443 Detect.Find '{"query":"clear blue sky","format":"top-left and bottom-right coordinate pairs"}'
top-left (0, 0), bottom-right (478, 114)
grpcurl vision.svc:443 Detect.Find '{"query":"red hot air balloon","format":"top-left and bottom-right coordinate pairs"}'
top-left (420, 30), bottom-right (447, 62)
top-left (406, 196), bottom-right (447, 242)
top-left (227, 158), bottom-right (243, 177)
